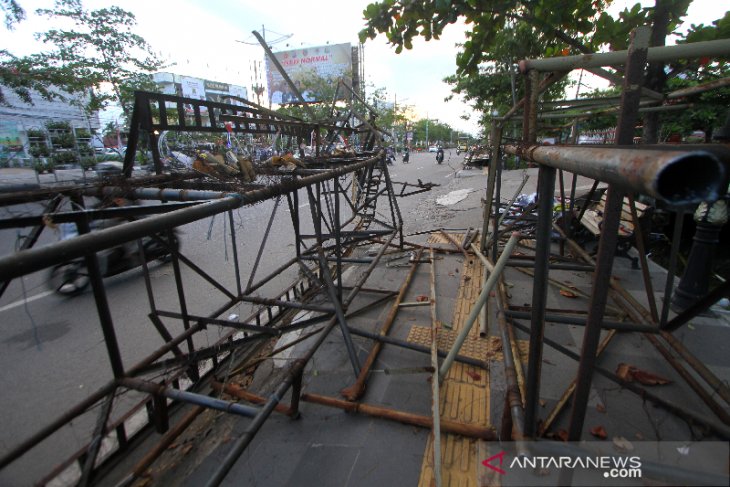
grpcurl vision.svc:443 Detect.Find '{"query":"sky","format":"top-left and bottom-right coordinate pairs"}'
top-left (1, 0), bottom-right (727, 136)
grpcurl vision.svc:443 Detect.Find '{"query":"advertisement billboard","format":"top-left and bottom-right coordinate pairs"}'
top-left (179, 76), bottom-right (206, 101)
top-left (265, 43), bottom-right (352, 104)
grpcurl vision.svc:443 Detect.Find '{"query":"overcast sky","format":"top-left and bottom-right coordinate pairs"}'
top-left (1, 0), bottom-right (726, 135)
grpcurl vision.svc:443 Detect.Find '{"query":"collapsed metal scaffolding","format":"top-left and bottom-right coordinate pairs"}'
top-left (0, 88), bottom-right (416, 485)
top-left (483, 29), bottom-right (730, 458)
top-left (1, 30), bottom-right (729, 487)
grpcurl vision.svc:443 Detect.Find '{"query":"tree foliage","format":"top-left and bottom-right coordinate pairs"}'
top-left (360, 0), bottom-right (615, 79)
top-left (360, 0), bottom-right (727, 136)
top-left (275, 72), bottom-right (414, 145)
top-left (1, 0), bottom-right (24, 29)
top-left (1, 0), bottom-right (162, 118)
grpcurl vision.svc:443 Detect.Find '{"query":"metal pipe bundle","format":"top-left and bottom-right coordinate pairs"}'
top-left (503, 144), bottom-right (726, 204)
top-left (0, 156), bottom-right (379, 281)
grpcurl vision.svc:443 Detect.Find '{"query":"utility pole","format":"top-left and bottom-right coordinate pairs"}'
top-left (426, 112), bottom-right (428, 150)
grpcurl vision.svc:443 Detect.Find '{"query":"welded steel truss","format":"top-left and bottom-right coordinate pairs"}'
top-left (483, 30), bottom-right (730, 459)
top-left (0, 91), bottom-right (410, 485)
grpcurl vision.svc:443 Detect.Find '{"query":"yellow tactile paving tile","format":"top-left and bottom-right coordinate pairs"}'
top-left (440, 380), bottom-right (489, 425)
top-left (418, 435), bottom-right (483, 487)
top-left (427, 233), bottom-right (467, 245)
top-left (414, 233), bottom-right (504, 487)
top-left (406, 327), bottom-right (528, 365)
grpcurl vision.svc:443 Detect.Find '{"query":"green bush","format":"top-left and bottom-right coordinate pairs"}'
top-left (51, 133), bottom-right (76, 148)
top-left (75, 128), bottom-right (91, 138)
top-left (29, 145), bottom-right (50, 158)
top-left (52, 151), bottom-right (78, 165)
top-left (33, 160), bottom-right (45, 173)
top-left (45, 121), bottom-right (71, 130)
top-left (98, 154), bottom-right (123, 162)
top-left (26, 129), bottom-right (46, 139)
top-left (79, 156), bottom-right (97, 170)
top-left (78, 144), bottom-right (94, 156)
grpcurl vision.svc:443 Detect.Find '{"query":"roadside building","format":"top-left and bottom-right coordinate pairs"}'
top-left (152, 72), bottom-right (248, 106)
top-left (0, 85), bottom-right (101, 166)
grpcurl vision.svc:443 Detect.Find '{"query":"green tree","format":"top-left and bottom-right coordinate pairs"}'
top-left (275, 73), bottom-right (410, 146)
top-left (664, 11), bottom-right (730, 141)
top-left (360, 0), bottom-right (727, 139)
top-left (1, 0), bottom-right (24, 29)
top-left (409, 117), bottom-right (452, 146)
top-left (1, 0), bottom-right (163, 119)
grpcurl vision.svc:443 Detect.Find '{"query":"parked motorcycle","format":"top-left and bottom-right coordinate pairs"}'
top-left (48, 222), bottom-right (179, 296)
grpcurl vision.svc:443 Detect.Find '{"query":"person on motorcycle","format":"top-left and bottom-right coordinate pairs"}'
top-left (385, 146), bottom-right (395, 165)
top-left (402, 146), bottom-right (410, 163)
top-left (436, 146), bottom-right (444, 164)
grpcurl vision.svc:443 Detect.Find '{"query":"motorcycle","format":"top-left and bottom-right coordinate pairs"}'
top-left (436, 148), bottom-right (444, 164)
top-left (48, 222), bottom-right (179, 296)
top-left (402, 148), bottom-right (410, 164)
top-left (385, 148), bottom-right (395, 165)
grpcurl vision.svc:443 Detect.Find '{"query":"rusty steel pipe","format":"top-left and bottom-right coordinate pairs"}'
top-left (504, 144), bottom-right (725, 205)
top-left (0, 156), bottom-right (379, 282)
top-left (301, 393), bottom-right (496, 440)
top-left (341, 247), bottom-right (424, 401)
top-left (215, 384), bottom-right (496, 440)
top-left (519, 38), bottom-right (730, 73)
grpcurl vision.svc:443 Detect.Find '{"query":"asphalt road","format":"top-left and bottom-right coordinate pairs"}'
top-left (0, 150), bottom-right (485, 485)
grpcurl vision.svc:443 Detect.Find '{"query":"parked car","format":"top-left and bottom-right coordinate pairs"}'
top-left (428, 145), bottom-right (438, 152)
top-left (95, 161), bottom-right (123, 176)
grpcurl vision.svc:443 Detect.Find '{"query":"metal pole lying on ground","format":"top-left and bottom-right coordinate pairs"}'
top-left (429, 246), bottom-right (442, 487)
top-left (438, 232), bottom-right (521, 381)
top-left (340, 247), bottom-right (424, 400)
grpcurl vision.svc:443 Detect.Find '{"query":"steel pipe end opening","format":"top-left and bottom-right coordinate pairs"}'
top-left (655, 152), bottom-right (726, 205)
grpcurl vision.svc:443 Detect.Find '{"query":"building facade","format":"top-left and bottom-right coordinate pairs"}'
top-left (152, 73), bottom-right (248, 105)
top-left (0, 86), bottom-right (101, 165)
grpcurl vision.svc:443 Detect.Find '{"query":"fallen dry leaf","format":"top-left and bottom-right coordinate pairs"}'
top-left (559, 289), bottom-right (577, 298)
top-left (181, 443), bottom-right (194, 455)
top-left (632, 369), bottom-right (671, 385)
top-left (616, 363), bottom-right (633, 381)
top-left (615, 363), bottom-right (671, 385)
top-left (539, 399), bottom-right (547, 407)
top-left (613, 436), bottom-right (634, 452)
top-left (635, 432), bottom-right (645, 440)
top-left (416, 295), bottom-right (430, 302)
top-left (466, 370), bottom-right (482, 381)
top-left (590, 425), bottom-right (608, 439)
top-left (596, 403), bottom-right (606, 413)
top-left (556, 429), bottom-right (569, 442)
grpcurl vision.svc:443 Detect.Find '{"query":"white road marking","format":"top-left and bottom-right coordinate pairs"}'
top-left (0, 290), bottom-right (55, 313)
